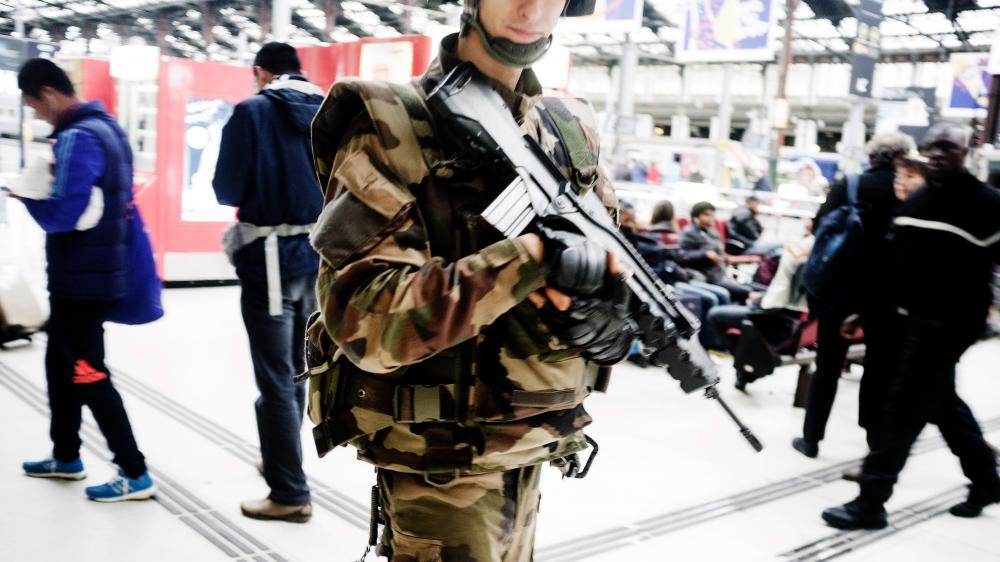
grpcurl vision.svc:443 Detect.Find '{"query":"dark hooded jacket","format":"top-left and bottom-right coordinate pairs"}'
top-left (212, 75), bottom-right (325, 280)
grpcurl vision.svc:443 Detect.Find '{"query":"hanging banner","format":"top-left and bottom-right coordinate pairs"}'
top-left (942, 52), bottom-right (992, 118)
top-left (554, 0), bottom-right (644, 34)
top-left (848, 0), bottom-right (883, 97)
top-left (675, 0), bottom-right (777, 63)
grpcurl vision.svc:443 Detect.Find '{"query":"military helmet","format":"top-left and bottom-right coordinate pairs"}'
top-left (462, 0), bottom-right (596, 68)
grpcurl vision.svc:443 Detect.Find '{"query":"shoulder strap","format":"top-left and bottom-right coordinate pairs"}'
top-left (846, 174), bottom-right (859, 206)
top-left (538, 96), bottom-right (595, 174)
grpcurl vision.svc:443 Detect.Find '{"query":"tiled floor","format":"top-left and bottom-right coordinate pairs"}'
top-left (1, 285), bottom-right (998, 562)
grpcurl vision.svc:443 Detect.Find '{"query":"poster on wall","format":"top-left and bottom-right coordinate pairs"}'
top-left (182, 98), bottom-right (236, 223)
top-left (554, 0), bottom-right (643, 34)
top-left (942, 52), bottom-right (992, 118)
top-left (676, 0), bottom-right (777, 63)
top-left (359, 42), bottom-right (414, 83)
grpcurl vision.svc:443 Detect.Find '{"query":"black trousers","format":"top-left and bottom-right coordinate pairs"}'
top-left (47, 297), bottom-right (146, 478)
top-left (801, 298), bottom-right (851, 443)
top-left (858, 313), bottom-right (1000, 508)
top-left (857, 308), bottom-right (896, 450)
top-left (239, 271), bottom-right (315, 505)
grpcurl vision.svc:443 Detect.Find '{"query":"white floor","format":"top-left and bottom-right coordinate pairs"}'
top-left (1, 285), bottom-right (999, 562)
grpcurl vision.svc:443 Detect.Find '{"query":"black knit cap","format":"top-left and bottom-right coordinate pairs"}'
top-left (253, 42), bottom-right (301, 75)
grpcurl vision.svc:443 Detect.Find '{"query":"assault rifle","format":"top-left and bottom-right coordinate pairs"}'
top-left (426, 63), bottom-right (762, 452)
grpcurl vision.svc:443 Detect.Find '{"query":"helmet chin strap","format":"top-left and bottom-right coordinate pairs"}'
top-left (461, 10), bottom-right (553, 69)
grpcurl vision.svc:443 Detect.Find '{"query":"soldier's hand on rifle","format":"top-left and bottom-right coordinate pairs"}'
top-left (520, 232), bottom-right (635, 364)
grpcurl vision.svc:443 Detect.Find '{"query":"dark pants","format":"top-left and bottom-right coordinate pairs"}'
top-left (801, 298), bottom-right (851, 443)
top-left (240, 271), bottom-right (316, 505)
top-left (47, 297), bottom-right (146, 478)
top-left (857, 314), bottom-right (1000, 509)
top-left (857, 308), bottom-right (895, 450)
top-left (713, 280), bottom-right (751, 304)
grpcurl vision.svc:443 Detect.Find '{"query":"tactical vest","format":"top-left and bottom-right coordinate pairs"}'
top-left (305, 76), bottom-right (610, 477)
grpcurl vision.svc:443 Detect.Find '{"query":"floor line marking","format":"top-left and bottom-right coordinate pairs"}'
top-left (535, 418), bottom-right (1000, 561)
top-left (0, 360), bottom-right (287, 562)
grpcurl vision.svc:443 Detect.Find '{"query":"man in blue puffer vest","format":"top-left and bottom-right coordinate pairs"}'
top-left (17, 59), bottom-right (156, 502)
top-left (213, 43), bottom-right (324, 523)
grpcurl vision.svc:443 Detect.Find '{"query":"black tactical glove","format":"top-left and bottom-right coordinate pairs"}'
top-left (536, 220), bottom-right (607, 296)
top-left (538, 274), bottom-right (636, 365)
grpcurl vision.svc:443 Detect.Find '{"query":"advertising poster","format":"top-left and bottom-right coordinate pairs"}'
top-left (676, 0), bottom-right (777, 63)
top-left (554, 0), bottom-right (644, 34)
top-left (943, 52), bottom-right (992, 118)
top-left (182, 98), bottom-right (235, 223)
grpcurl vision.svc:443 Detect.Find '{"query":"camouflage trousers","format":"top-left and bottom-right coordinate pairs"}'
top-left (377, 465), bottom-right (542, 562)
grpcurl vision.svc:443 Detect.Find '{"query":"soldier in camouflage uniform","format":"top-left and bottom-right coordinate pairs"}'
top-left (306, 1), bottom-right (629, 560)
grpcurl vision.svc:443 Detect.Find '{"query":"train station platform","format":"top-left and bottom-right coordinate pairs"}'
top-left (1, 285), bottom-right (998, 562)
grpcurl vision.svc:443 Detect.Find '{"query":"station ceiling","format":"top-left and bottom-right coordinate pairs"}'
top-left (0, 0), bottom-right (996, 65)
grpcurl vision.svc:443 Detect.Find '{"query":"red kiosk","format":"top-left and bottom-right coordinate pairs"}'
top-left (85, 36), bottom-right (432, 282)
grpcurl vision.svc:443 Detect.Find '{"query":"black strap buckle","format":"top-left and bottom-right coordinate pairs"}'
top-left (555, 434), bottom-right (599, 479)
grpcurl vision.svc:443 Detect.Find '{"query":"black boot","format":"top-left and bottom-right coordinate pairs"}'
top-left (792, 437), bottom-right (818, 458)
top-left (821, 499), bottom-right (888, 530)
top-left (950, 487), bottom-right (1000, 518)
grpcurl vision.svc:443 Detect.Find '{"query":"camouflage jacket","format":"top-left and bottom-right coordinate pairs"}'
top-left (308, 34), bottom-right (619, 476)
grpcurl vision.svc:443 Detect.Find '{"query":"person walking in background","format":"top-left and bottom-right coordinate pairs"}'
top-left (212, 42), bottom-right (324, 523)
top-left (792, 133), bottom-right (914, 459)
top-left (16, 59), bottom-right (156, 502)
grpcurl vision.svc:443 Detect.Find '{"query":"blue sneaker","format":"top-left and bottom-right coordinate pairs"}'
top-left (85, 470), bottom-right (157, 502)
top-left (23, 458), bottom-right (87, 480)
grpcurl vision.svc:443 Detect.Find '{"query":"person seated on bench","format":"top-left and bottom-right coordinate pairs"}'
top-left (618, 201), bottom-right (728, 351)
top-left (649, 201), bottom-right (679, 244)
top-left (706, 228), bottom-right (815, 361)
top-left (678, 201), bottom-right (755, 304)
top-left (726, 195), bottom-right (781, 256)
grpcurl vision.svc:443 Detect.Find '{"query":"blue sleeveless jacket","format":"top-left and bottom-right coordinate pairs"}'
top-left (23, 102), bottom-right (131, 300)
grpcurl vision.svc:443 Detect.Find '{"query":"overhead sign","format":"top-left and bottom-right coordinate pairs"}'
top-left (676, 0), bottom-right (777, 63)
top-left (942, 52), bottom-right (992, 118)
top-left (554, 0), bottom-right (644, 34)
top-left (848, 0), bottom-right (883, 97)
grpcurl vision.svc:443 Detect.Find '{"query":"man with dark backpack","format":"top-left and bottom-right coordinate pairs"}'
top-left (792, 133), bottom-right (914, 459)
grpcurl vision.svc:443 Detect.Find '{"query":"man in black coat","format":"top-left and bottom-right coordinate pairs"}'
top-left (822, 122), bottom-right (1000, 529)
top-left (726, 195), bottom-right (778, 256)
top-left (792, 132), bottom-right (914, 459)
